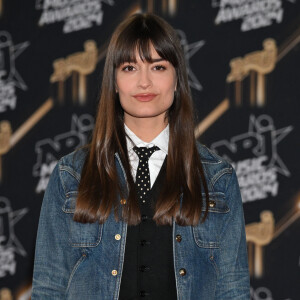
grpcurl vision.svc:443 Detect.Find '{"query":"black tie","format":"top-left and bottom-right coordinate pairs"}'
top-left (133, 146), bottom-right (160, 203)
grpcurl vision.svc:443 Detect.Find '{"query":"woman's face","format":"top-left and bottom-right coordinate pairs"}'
top-left (115, 44), bottom-right (177, 126)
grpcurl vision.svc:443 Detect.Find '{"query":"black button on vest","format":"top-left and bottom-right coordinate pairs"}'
top-left (119, 155), bottom-right (177, 300)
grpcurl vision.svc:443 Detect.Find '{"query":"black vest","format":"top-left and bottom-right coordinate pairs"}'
top-left (119, 158), bottom-right (177, 299)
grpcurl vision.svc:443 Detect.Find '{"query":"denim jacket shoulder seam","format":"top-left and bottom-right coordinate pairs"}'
top-left (220, 168), bottom-right (243, 246)
top-left (210, 167), bottom-right (233, 190)
top-left (58, 160), bottom-right (80, 197)
top-left (57, 158), bottom-right (67, 196)
top-left (224, 166), bottom-right (236, 195)
top-left (59, 165), bottom-right (81, 183)
top-left (199, 144), bottom-right (223, 164)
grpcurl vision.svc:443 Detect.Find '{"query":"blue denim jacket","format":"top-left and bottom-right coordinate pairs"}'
top-left (32, 144), bottom-right (250, 300)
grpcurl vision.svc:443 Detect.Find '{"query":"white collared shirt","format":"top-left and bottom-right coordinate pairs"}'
top-left (125, 124), bottom-right (169, 188)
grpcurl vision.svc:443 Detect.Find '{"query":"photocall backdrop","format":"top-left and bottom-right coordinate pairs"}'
top-left (0, 0), bottom-right (299, 299)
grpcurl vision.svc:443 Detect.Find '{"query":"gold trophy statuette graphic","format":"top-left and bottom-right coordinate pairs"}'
top-left (0, 40), bottom-right (98, 181)
top-left (195, 40), bottom-right (277, 138)
top-left (246, 193), bottom-right (300, 279)
top-left (195, 27), bottom-right (299, 138)
top-left (50, 40), bottom-right (98, 105)
top-left (0, 288), bottom-right (13, 300)
top-left (246, 211), bottom-right (275, 278)
top-left (227, 39), bottom-right (277, 107)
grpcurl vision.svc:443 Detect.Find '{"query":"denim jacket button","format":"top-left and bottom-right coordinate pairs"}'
top-left (115, 234), bottom-right (121, 240)
top-left (111, 270), bottom-right (118, 276)
top-left (176, 234), bottom-right (182, 242)
top-left (209, 200), bottom-right (216, 208)
top-left (179, 268), bottom-right (186, 276)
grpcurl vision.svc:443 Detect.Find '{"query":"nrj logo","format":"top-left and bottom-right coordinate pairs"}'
top-left (0, 31), bottom-right (29, 112)
top-left (33, 114), bottom-right (94, 193)
top-left (35, 0), bottom-right (114, 34)
top-left (0, 197), bottom-right (28, 278)
top-left (211, 115), bottom-right (293, 203)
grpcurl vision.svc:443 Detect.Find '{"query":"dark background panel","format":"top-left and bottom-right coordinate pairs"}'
top-left (0, 1), bottom-right (299, 299)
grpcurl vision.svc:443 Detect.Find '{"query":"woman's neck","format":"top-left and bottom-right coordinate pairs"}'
top-left (124, 117), bottom-right (168, 142)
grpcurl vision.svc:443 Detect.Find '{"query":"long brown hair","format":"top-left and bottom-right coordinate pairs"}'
top-left (74, 13), bottom-right (209, 226)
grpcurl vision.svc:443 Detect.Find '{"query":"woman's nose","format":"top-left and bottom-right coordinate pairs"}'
top-left (137, 69), bottom-right (152, 89)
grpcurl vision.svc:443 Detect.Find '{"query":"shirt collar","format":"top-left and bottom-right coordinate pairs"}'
top-left (125, 124), bottom-right (169, 155)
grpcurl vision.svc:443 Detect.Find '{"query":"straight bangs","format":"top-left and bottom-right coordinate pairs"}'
top-left (113, 16), bottom-right (179, 68)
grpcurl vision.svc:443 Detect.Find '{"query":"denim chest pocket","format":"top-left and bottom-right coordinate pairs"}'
top-left (62, 193), bottom-right (103, 247)
top-left (192, 192), bottom-right (229, 248)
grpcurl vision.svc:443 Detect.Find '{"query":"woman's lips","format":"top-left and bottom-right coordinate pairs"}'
top-left (133, 93), bottom-right (157, 102)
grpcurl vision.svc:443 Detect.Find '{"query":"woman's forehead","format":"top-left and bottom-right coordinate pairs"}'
top-left (115, 40), bottom-right (166, 65)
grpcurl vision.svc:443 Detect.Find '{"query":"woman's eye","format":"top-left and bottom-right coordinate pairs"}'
top-left (153, 65), bottom-right (166, 71)
top-left (122, 65), bottom-right (135, 71)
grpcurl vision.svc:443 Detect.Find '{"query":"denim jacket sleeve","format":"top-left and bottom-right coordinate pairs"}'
top-left (215, 168), bottom-right (250, 299)
top-left (32, 161), bottom-right (69, 299)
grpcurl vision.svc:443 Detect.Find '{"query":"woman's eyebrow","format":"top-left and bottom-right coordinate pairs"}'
top-left (151, 58), bottom-right (165, 62)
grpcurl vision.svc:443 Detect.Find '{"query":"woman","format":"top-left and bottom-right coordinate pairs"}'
top-left (32, 13), bottom-right (250, 299)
